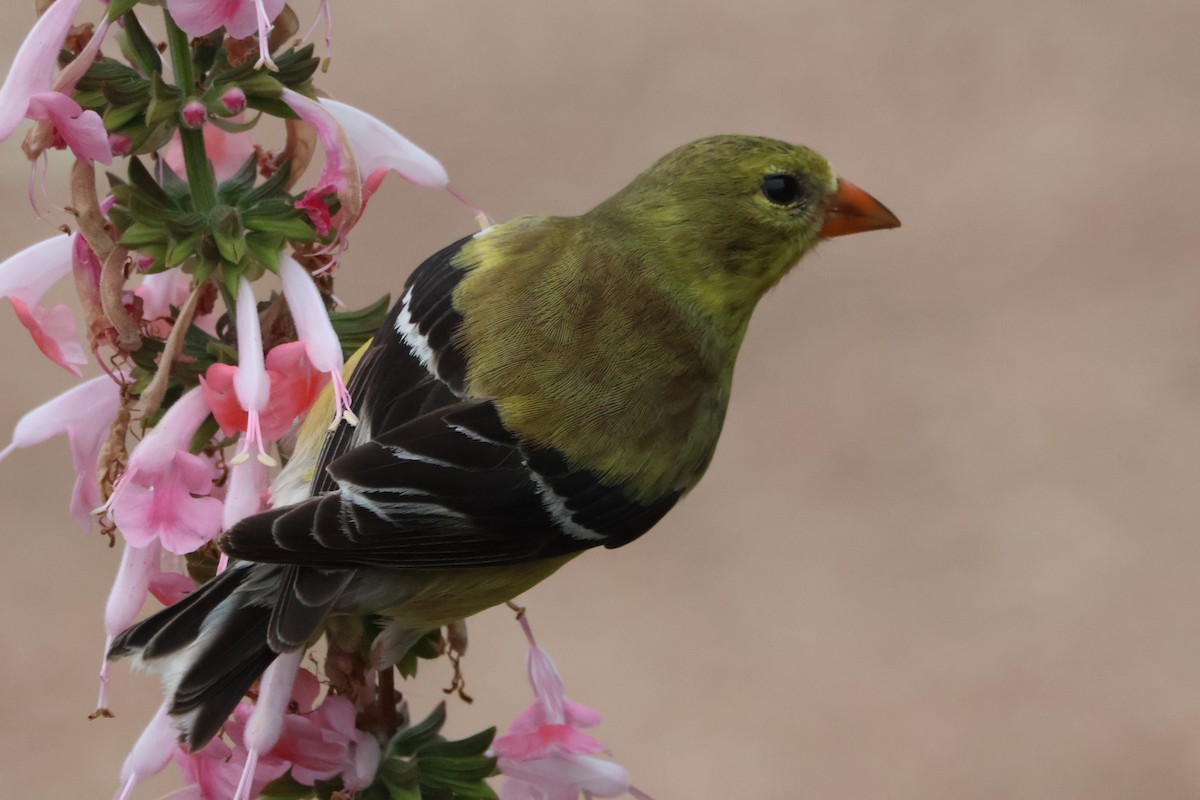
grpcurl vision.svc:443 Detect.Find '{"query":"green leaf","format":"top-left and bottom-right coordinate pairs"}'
top-left (119, 221), bottom-right (167, 249)
top-left (245, 231), bottom-right (285, 272)
top-left (259, 772), bottom-right (316, 799)
top-left (106, 0), bottom-right (140, 21)
top-left (330, 295), bottom-right (390, 358)
top-left (272, 44), bottom-right (321, 88)
top-left (211, 206), bottom-right (248, 264)
top-left (119, 11), bottom-right (162, 76)
top-left (165, 232), bottom-right (202, 269)
top-left (419, 728), bottom-right (496, 760)
top-left (127, 156), bottom-right (175, 208)
top-left (145, 72), bottom-right (184, 127)
top-left (103, 102), bottom-right (144, 132)
top-left (387, 703), bottom-right (447, 758)
top-left (217, 155), bottom-right (261, 205)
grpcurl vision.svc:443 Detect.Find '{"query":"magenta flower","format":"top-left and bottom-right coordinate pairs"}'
top-left (0, 0), bottom-right (112, 164)
top-left (493, 616), bottom-right (649, 800)
top-left (0, 234), bottom-right (87, 375)
top-left (166, 0), bottom-right (287, 69)
top-left (0, 374), bottom-right (121, 531)
top-left (279, 254), bottom-right (355, 428)
top-left (103, 387), bottom-right (224, 554)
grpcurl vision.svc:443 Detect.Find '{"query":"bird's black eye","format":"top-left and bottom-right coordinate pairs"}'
top-left (761, 173), bottom-right (802, 206)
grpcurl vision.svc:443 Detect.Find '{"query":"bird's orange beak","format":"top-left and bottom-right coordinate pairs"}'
top-left (818, 178), bottom-right (901, 239)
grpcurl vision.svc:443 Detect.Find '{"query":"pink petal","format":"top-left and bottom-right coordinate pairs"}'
top-left (28, 91), bottom-right (112, 164)
top-left (0, 234), bottom-right (74, 303)
top-left (118, 703), bottom-right (177, 791)
top-left (9, 297), bottom-right (85, 375)
top-left (165, 0), bottom-right (244, 38)
top-left (493, 724), bottom-right (608, 761)
top-left (136, 268), bottom-right (193, 322)
top-left (0, 0), bottom-right (85, 140)
top-left (233, 277), bottom-right (269, 412)
top-left (222, 456), bottom-right (270, 528)
top-left (499, 753), bottom-right (630, 800)
top-left (278, 255), bottom-right (342, 375)
top-left (222, 0), bottom-right (286, 39)
top-left (104, 541), bottom-right (161, 636)
top-left (321, 98), bottom-right (449, 189)
top-left (0, 375), bottom-right (120, 531)
top-left (148, 570), bottom-right (196, 606)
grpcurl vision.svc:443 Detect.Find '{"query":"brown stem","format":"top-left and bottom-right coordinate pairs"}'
top-left (280, 118), bottom-right (317, 192)
top-left (70, 160), bottom-right (115, 264)
top-left (377, 666), bottom-right (398, 736)
top-left (135, 282), bottom-right (203, 418)
top-left (99, 245), bottom-right (141, 351)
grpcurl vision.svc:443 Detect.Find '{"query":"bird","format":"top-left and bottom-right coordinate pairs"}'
top-left (108, 134), bottom-right (900, 750)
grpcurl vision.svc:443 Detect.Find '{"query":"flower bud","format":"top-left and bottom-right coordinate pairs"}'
top-left (220, 86), bottom-right (247, 115)
top-left (180, 99), bottom-right (207, 129)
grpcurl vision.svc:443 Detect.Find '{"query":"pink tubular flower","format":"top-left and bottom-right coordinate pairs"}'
top-left (0, 374), bottom-right (121, 531)
top-left (279, 254), bottom-right (356, 429)
top-left (280, 88), bottom-right (363, 237)
top-left (113, 702), bottom-right (178, 800)
top-left (0, 0), bottom-right (112, 164)
top-left (166, 0), bottom-right (287, 70)
top-left (201, 340), bottom-right (328, 443)
top-left (492, 616), bottom-right (649, 800)
top-left (320, 98), bottom-right (448, 196)
top-left (230, 277), bottom-right (276, 466)
top-left (103, 387), bottom-right (224, 554)
top-left (0, 234), bottom-right (87, 375)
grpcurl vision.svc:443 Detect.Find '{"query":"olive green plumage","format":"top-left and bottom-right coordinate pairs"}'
top-left (452, 135), bottom-right (842, 501)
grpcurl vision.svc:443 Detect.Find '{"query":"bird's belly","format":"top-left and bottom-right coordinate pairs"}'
top-left (341, 554), bottom-right (579, 629)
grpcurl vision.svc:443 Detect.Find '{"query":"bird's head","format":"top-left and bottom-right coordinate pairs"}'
top-left (590, 135), bottom-right (899, 330)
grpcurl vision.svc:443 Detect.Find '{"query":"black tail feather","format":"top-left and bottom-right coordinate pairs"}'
top-left (106, 563), bottom-right (285, 752)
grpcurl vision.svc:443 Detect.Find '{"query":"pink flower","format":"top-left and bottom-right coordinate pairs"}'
top-left (0, 234), bottom-right (87, 375)
top-left (320, 98), bottom-right (448, 195)
top-left (201, 340), bottom-right (328, 443)
top-left (166, 0), bottom-right (287, 70)
top-left (493, 616), bottom-right (648, 800)
top-left (280, 91), bottom-right (453, 240)
top-left (113, 703), bottom-right (178, 800)
top-left (227, 277), bottom-right (277, 466)
top-left (280, 89), bottom-right (363, 238)
top-left (0, 0), bottom-right (112, 164)
top-left (279, 254), bottom-right (355, 429)
top-left (220, 661), bottom-right (378, 800)
top-left (0, 374), bottom-right (121, 531)
top-left (174, 736), bottom-right (288, 800)
top-left (104, 387), bottom-right (224, 554)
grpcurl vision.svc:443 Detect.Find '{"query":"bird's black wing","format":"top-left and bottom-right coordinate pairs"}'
top-left (223, 233), bottom-right (679, 647)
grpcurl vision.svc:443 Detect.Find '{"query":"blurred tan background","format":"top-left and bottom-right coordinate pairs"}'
top-left (2, 0), bottom-right (1200, 797)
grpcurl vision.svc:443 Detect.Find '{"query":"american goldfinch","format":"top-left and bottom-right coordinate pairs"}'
top-left (110, 134), bottom-right (899, 749)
